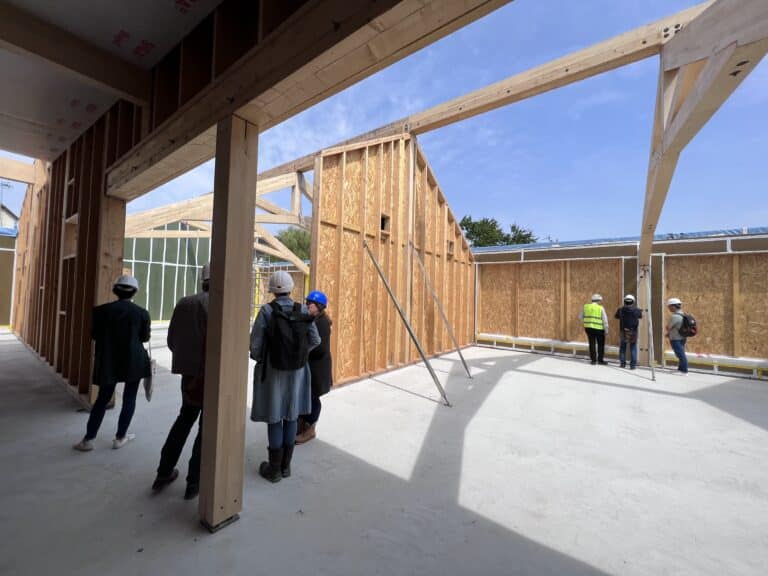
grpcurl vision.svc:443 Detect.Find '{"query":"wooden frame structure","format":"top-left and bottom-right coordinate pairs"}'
top-left (125, 171), bottom-right (311, 273)
top-left (311, 135), bottom-right (474, 385)
top-left (8, 0), bottom-right (766, 532)
top-left (9, 0), bottom-right (506, 531)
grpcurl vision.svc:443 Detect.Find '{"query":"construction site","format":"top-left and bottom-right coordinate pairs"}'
top-left (1, 1), bottom-right (767, 575)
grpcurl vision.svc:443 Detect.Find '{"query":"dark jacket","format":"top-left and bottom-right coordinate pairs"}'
top-left (167, 291), bottom-right (208, 376)
top-left (91, 299), bottom-right (151, 385)
top-left (308, 313), bottom-right (333, 397)
top-left (615, 305), bottom-right (642, 332)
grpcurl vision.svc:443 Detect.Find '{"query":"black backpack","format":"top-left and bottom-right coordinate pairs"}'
top-left (266, 301), bottom-right (315, 370)
top-left (679, 313), bottom-right (698, 337)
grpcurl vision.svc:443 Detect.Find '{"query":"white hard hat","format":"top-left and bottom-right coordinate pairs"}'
top-left (624, 294), bottom-right (635, 303)
top-left (591, 293), bottom-right (603, 302)
top-left (201, 263), bottom-right (210, 281)
top-left (268, 271), bottom-right (294, 294)
top-left (114, 275), bottom-right (139, 291)
top-left (667, 297), bottom-right (682, 306)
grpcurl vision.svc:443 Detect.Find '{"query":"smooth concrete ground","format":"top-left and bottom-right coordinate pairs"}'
top-left (1, 328), bottom-right (767, 576)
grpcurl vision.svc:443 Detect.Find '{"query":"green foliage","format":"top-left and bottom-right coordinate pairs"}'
top-left (275, 226), bottom-right (311, 261)
top-left (459, 216), bottom-right (537, 247)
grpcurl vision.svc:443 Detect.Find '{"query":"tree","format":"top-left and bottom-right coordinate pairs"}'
top-left (507, 223), bottom-right (537, 245)
top-left (459, 216), bottom-right (537, 247)
top-left (275, 226), bottom-right (311, 260)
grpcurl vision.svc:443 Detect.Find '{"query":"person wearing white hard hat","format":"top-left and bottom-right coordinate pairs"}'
top-left (578, 293), bottom-right (610, 365)
top-left (665, 297), bottom-right (688, 374)
top-left (152, 262), bottom-right (210, 500)
top-left (614, 294), bottom-right (643, 369)
top-left (249, 271), bottom-right (320, 483)
top-left (73, 275), bottom-right (151, 452)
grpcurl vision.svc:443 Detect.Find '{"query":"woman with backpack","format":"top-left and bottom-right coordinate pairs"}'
top-left (249, 271), bottom-right (320, 482)
top-left (296, 290), bottom-right (333, 445)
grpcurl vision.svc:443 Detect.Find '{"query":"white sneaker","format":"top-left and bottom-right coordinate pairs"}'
top-left (112, 434), bottom-right (136, 449)
top-left (73, 439), bottom-right (94, 452)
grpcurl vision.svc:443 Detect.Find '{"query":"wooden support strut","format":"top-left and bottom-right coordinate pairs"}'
top-left (199, 115), bottom-right (258, 532)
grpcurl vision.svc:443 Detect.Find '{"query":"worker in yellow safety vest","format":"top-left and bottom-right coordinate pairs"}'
top-left (578, 293), bottom-right (610, 365)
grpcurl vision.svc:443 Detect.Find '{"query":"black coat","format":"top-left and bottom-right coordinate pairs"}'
top-left (91, 299), bottom-right (151, 385)
top-left (308, 313), bottom-right (333, 397)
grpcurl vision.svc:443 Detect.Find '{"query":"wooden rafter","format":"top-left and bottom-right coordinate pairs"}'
top-left (257, 2), bottom-right (714, 182)
top-left (0, 3), bottom-right (151, 104)
top-left (0, 156), bottom-right (36, 185)
top-left (639, 0), bottom-right (768, 264)
top-left (106, 0), bottom-right (509, 200)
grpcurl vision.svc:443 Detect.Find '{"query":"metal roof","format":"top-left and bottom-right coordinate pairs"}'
top-left (471, 226), bottom-right (768, 254)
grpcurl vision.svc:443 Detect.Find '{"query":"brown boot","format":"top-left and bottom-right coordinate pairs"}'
top-left (295, 423), bottom-right (316, 445)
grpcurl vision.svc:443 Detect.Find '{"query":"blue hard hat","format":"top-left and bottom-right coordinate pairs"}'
top-left (306, 290), bottom-right (328, 307)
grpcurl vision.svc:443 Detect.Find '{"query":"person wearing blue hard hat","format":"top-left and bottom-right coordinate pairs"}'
top-left (296, 290), bottom-right (333, 444)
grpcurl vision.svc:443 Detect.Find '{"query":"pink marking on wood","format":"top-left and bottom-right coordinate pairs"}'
top-left (113, 29), bottom-right (131, 47)
top-left (133, 40), bottom-right (156, 58)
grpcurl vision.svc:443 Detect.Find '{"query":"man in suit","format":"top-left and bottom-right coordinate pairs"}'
top-left (152, 263), bottom-right (209, 500)
top-left (74, 275), bottom-right (151, 451)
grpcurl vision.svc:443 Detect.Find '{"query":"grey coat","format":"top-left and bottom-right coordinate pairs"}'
top-left (249, 296), bottom-right (320, 424)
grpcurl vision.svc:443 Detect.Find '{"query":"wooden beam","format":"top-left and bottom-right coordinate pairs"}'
top-left (200, 115), bottom-right (257, 531)
top-left (297, 171), bottom-right (312, 201)
top-left (0, 156), bottom-right (36, 185)
top-left (663, 0), bottom-right (768, 70)
top-left (256, 172), bottom-right (296, 196)
top-left (254, 224), bottom-right (310, 274)
top-left (106, 0), bottom-right (510, 200)
top-left (255, 2), bottom-right (713, 180)
top-left (0, 3), bottom-right (151, 104)
top-left (640, 37), bottom-right (767, 264)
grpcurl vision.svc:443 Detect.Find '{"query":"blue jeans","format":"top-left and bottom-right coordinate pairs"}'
top-left (85, 380), bottom-right (140, 440)
top-left (619, 336), bottom-right (638, 368)
top-left (267, 420), bottom-right (298, 449)
top-left (670, 339), bottom-right (688, 373)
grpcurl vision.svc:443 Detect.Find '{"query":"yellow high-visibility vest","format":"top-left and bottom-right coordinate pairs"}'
top-left (583, 303), bottom-right (604, 330)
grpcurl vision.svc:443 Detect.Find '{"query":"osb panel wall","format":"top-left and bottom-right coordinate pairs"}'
top-left (312, 135), bottom-right (474, 385)
top-left (665, 255), bottom-right (733, 356)
top-left (477, 265), bottom-right (515, 335)
top-left (738, 254), bottom-right (768, 358)
top-left (516, 262), bottom-right (562, 339)
top-left (567, 259), bottom-right (622, 346)
top-left (478, 259), bottom-right (623, 345)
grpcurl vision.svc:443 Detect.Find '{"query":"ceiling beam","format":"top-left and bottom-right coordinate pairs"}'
top-left (0, 156), bottom-right (36, 185)
top-left (106, 0), bottom-right (511, 200)
top-left (0, 2), bottom-right (151, 104)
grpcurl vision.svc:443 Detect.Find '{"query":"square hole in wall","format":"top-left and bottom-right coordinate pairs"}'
top-left (447, 239), bottom-right (455, 257)
top-left (380, 214), bottom-right (391, 234)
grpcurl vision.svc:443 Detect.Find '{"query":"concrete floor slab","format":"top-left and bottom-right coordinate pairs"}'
top-left (1, 329), bottom-right (767, 575)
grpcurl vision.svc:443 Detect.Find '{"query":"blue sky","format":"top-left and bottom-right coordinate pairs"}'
top-left (2, 0), bottom-right (766, 241)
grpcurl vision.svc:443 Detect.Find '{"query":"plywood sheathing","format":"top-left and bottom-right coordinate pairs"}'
top-left (311, 135), bottom-right (474, 386)
top-left (665, 255), bottom-right (734, 357)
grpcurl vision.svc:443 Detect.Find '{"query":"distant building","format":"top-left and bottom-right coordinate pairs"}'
top-left (0, 203), bottom-right (19, 230)
top-left (0, 225), bottom-right (16, 325)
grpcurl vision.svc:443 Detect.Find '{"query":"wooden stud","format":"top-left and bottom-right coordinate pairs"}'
top-left (200, 115), bottom-right (258, 531)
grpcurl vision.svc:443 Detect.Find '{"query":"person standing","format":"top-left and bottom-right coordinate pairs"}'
top-left (666, 297), bottom-right (688, 375)
top-left (250, 272), bottom-right (320, 483)
top-left (579, 293), bottom-right (610, 365)
top-left (73, 276), bottom-right (151, 451)
top-left (615, 294), bottom-right (642, 369)
top-left (152, 263), bottom-right (210, 500)
top-left (296, 290), bottom-right (333, 445)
